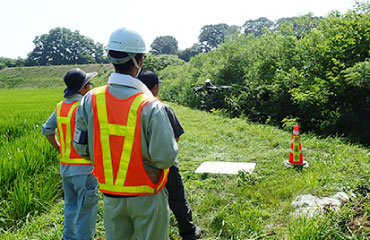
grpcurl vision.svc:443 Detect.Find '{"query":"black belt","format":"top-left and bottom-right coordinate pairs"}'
top-left (103, 193), bottom-right (138, 198)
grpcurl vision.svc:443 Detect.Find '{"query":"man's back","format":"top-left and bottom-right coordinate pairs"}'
top-left (74, 81), bottom-right (177, 183)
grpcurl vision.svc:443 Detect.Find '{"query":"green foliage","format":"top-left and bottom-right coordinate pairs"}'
top-left (177, 43), bottom-right (202, 62)
top-left (243, 17), bottom-right (274, 36)
top-left (2, 3), bottom-right (370, 238)
top-left (142, 53), bottom-right (185, 73)
top-left (355, 0), bottom-right (370, 13)
top-left (1, 96), bottom-right (369, 239)
top-left (0, 57), bottom-right (25, 69)
top-left (274, 14), bottom-right (323, 39)
top-left (158, 63), bottom-right (197, 106)
top-left (27, 27), bottom-right (108, 66)
top-left (198, 23), bottom-right (238, 52)
top-left (160, 5), bottom-right (370, 143)
top-left (0, 89), bottom-right (63, 230)
top-left (150, 35), bottom-right (179, 55)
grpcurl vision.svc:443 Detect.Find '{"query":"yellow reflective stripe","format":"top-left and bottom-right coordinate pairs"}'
top-left (56, 102), bottom-right (64, 156)
top-left (291, 137), bottom-right (302, 161)
top-left (155, 168), bottom-right (169, 191)
top-left (57, 102), bottom-right (81, 160)
top-left (63, 102), bottom-right (80, 160)
top-left (115, 95), bottom-right (144, 186)
top-left (99, 182), bottom-right (155, 194)
top-left (57, 117), bottom-right (70, 124)
top-left (95, 89), bottom-right (161, 193)
top-left (56, 101), bottom-right (91, 164)
top-left (108, 124), bottom-right (134, 136)
top-left (95, 86), bottom-right (114, 185)
top-left (61, 158), bottom-right (92, 164)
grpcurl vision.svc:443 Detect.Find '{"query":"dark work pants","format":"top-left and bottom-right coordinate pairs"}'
top-left (165, 162), bottom-right (196, 238)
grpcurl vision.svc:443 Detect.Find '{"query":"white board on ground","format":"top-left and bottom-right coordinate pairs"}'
top-left (195, 161), bottom-right (256, 174)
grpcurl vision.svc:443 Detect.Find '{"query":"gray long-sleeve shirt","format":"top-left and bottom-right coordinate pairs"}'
top-left (73, 73), bottom-right (178, 184)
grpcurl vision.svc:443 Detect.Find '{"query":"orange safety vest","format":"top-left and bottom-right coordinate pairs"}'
top-left (91, 86), bottom-right (169, 196)
top-left (56, 101), bottom-right (92, 165)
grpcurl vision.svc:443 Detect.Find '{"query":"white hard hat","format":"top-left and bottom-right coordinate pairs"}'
top-left (106, 28), bottom-right (146, 53)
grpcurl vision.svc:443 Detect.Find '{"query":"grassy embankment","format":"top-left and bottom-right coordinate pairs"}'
top-left (0, 66), bottom-right (369, 239)
top-left (0, 64), bottom-right (113, 89)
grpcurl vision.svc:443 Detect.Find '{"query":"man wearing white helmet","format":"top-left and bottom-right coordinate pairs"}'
top-left (73, 28), bottom-right (178, 240)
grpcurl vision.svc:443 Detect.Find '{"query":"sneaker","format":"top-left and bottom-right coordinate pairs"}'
top-left (182, 226), bottom-right (202, 240)
top-left (194, 226), bottom-right (202, 239)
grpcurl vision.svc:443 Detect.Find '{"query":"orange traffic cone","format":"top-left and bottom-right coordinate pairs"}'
top-left (285, 125), bottom-right (308, 167)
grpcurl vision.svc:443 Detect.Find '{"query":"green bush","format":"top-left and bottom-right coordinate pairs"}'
top-left (142, 53), bottom-right (185, 73)
top-left (159, 6), bottom-right (370, 143)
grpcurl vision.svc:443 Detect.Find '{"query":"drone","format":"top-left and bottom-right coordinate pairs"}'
top-left (193, 79), bottom-right (231, 93)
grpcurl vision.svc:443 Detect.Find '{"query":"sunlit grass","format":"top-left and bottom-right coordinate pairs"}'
top-left (0, 64), bottom-right (113, 89)
top-left (0, 90), bottom-right (369, 239)
top-left (0, 89), bottom-right (62, 229)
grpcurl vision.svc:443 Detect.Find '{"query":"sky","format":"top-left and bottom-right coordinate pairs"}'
top-left (0, 0), bottom-right (356, 59)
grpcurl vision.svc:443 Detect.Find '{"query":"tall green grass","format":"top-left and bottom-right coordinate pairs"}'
top-left (173, 105), bottom-right (369, 239)
top-left (0, 89), bottom-right (64, 230)
top-left (0, 89), bottom-right (369, 239)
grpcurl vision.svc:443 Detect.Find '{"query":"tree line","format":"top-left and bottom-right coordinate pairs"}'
top-left (150, 14), bottom-right (321, 61)
top-left (158, 1), bottom-right (370, 144)
top-left (0, 14), bottom-right (322, 69)
top-left (0, 28), bottom-right (108, 69)
top-left (2, 1), bottom-right (370, 144)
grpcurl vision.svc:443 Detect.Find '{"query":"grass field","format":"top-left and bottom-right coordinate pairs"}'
top-left (0, 64), bottom-right (113, 89)
top-left (0, 79), bottom-right (369, 239)
top-left (0, 88), bottom-right (64, 231)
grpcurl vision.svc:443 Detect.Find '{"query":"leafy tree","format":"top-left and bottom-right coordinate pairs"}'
top-left (142, 53), bottom-right (185, 73)
top-left (0, 57), bottom-right (25, 68)
top-left (158, 3), bottom-right (370, 143)
top-left (177, 43), bottom-right (202, 62)
top-left (27, 27), bottom-right (106, 66)
top-left (15, 58), bottom-right (25, 67)
top-left (0, 57), bottom-right (16, 69)
top-left (91, 42), bottom-right (108, 64)
top-left (198, 24), bottom-right (238, 52)
top-left (150, 36), bottom-right (178, 55)
top-left (274, 14), bottom-right (323, 39)
top-left (243, 17), bottom-right (274, 37)
top-left (226, 25), bottom-right (240, 34)
top-left (354, 0), bottom-right (370, 13)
